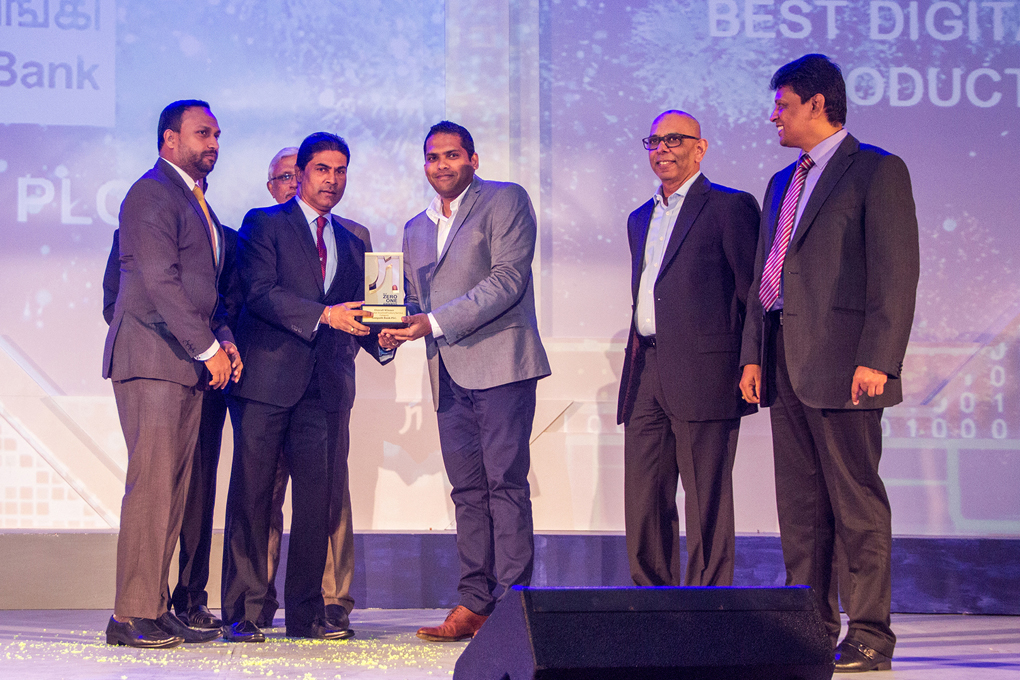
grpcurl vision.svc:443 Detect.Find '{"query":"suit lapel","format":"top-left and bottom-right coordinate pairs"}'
top-left (437, 176), bottom-right (482, 269)
top-left (325, 215), bottom-right (360, 298)
top-left (630, 200), bottom-right (655, 301)
top-left (158, 158), bottom-right (221, 271)
top-left (792, 134), bottom-right (858, 248)
top-left (766, 163), bottom-right (795, 248)
top-left (657, 174), bottom-right (709, 283)
top-left (205, 200), bottom-right (225, 275)
top-left (285, 198), bottom-right (326, 296)
top-left (420, 209), bottom-right (439, 270)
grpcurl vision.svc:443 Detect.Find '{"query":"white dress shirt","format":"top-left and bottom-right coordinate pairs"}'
top-left (634, 171), bottom-right (701, 337)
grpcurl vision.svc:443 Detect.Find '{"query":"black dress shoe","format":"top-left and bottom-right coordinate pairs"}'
top-left (223, 620), bottom-right (266, 643)
top-left (834, 639), bottom-right (892, 672)
top-left (288, 617), bottom-right (353, 640)
top-left (106, 616), bottom-right (183, 648)
top-left (183, 605), bottom-right (223, 630)
top-left (156, 611), bottom-right (220, 644)
top-left (325, 605), bottom-right (354, 638)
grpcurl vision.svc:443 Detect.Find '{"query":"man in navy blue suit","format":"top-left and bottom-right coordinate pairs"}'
top-left (220, 133), bottom-right (395, 642)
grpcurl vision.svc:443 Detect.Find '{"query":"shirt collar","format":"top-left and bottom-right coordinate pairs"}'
top-left (426, 182), bottom-right (472, 224)
top-left (297, 196), bottom-right (331, 226)
top-left (163, 157), bottom-right (198, 191)
top-left (653, 170), bottom-right (701, 209)
top-left (803, 128), bottom-right (848, 168)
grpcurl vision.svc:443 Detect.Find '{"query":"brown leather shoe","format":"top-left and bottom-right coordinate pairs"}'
top-left (416, 605), bottom-right (488, 642)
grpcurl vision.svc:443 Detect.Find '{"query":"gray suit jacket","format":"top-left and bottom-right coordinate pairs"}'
top-left (102, 158), bottom-right (233, 387)
top-left (403, 176), bottom-right (550, 408)
top-left (740, 134), bottom-right (919, 409)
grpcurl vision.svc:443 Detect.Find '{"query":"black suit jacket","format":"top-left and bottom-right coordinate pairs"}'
top-left (229, 198), bottom-right (390, 413)
top-left (740, 134), bottom-right (919, 409)
top-left (617, 174), bottom-right (760, 424)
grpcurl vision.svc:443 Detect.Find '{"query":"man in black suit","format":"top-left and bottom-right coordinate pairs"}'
top-left (102, 100), bottom-right (242, 648)
top-left (258, 147), bottom-right (370, 634)
top-left (220, 132), bottom-right (394, 642)
top-left (617, 110), bottom-right (759, 588)
top-left (739, 54), bottom-right (919, 672)
top-left (102, 223), bottom-right (239, 632)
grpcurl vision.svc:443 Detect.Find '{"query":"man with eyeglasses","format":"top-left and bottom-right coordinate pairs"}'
top-left (258, 146), bottom-right (373, 634)
top-left (617, 110), bottom-right (759, 589)
top-left (266, 147), bottom-right (300, 204)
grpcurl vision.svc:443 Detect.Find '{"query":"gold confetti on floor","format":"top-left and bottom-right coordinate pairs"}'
top-left (0, 610), bottom-right (466, 678)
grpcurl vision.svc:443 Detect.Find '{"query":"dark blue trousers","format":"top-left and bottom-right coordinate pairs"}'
top-left (436, 359), bottom-right (537, 616)
top-left (221, 377), bottom-right (332, 637)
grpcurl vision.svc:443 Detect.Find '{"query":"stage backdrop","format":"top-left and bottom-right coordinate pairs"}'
top-left (0, 0), bottom-right (1017, 538)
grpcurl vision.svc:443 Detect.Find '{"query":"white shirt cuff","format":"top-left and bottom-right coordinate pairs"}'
top-left (195, 340), bottom-right (220, 362)
top-left (427, 312), bottom-right (443, 339)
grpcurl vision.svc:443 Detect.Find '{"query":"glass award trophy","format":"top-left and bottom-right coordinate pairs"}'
top-left (363, 252), bottom-right (407, 328)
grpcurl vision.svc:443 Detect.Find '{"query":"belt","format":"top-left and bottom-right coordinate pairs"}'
top-left (637, 334), bottom-right (656, 348)
top-left (767, 309), bottom-right (784, 325)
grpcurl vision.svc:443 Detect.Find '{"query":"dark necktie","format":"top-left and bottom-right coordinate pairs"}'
top-left (759, 154), bottom-right (815, 310)
top-left (315, 215), bottom-right (328, 281)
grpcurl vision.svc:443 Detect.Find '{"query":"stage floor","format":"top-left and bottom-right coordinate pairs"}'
top-left (0, 609), bottom-right (1017, 678)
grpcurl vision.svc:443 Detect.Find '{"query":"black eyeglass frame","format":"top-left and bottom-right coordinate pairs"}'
top-left (642, 133), bottom-right (700, 150)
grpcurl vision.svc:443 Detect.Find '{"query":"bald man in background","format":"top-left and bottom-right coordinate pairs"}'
top-left (258, 147), bottom-right (371, 633)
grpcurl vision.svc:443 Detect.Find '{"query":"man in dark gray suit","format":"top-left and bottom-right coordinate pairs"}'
top-left (102, 99), bottom-right (242, 648)
top-left (739, 55), bottom-right (919, 672)
top-left (618, 110), bottom-right (759, 589)
top-left (384, 121), bottom-right (551, 642)
top-left (102, 222), bottom-right (240, 633)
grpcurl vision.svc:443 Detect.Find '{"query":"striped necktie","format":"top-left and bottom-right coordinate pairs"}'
top-left (758, 154), bottom-right (814, 311)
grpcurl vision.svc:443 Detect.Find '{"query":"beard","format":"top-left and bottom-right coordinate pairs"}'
top-left (180, 146), bottom-right (218, 178)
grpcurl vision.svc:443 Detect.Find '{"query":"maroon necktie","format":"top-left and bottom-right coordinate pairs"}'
top-left (759, 153), bottom-right (815, 310)
top-left (315, 215), bottom-right (328, 281)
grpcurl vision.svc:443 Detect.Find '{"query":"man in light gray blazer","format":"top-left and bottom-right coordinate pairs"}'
top-left (102, 100), bottom-right (241, 648)
top-left (384, 121), bottom-right (550, 642)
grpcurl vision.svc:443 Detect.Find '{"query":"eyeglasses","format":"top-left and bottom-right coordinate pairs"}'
top-left (270, 172), bottom-right (298, 183)
top-left (642, 134), bottom-right (699, 150)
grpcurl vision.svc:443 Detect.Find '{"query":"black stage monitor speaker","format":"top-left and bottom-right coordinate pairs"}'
top-left (454, 586), bottom-right (834, 680)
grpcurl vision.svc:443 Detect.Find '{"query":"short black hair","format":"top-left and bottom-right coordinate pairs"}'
top-left (157, 99), bottom-right (211, 151)
top-left (424, 121), bottom-right (475, 158)
top-left (296, 132), bottom-right (350, 170)
top-left (770, 54), bottom-right (847, 126)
